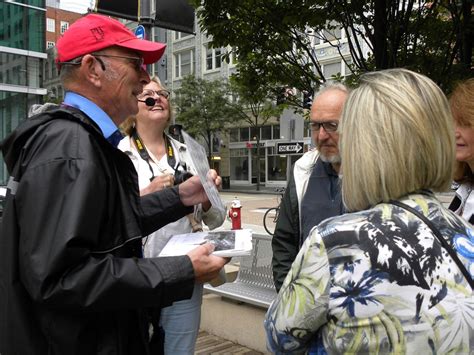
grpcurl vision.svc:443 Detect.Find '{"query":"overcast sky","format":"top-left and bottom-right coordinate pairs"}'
top-left (60, 0), bottom-right (92, 14)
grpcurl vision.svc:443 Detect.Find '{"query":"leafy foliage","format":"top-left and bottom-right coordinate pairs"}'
top-left (191, 0), bottom-right (473, 94)
top-left (174, 75), bottom-right (243, 161)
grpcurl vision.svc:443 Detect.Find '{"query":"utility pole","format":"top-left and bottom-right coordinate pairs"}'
top-left (139, 0), bottom-right (154, 72)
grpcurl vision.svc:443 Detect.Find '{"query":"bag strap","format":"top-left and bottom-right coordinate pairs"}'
top-left (389, 199), bottom-right (474, 289)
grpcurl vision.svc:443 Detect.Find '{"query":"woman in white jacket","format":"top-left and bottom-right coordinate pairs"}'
top-left (119, 76), bottom-right (224, 354)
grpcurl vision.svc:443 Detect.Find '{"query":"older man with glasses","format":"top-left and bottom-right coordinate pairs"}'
top-left (0, 14), bottom-right (227, 355)
top-left (272, 83), bottom-right (349, 292)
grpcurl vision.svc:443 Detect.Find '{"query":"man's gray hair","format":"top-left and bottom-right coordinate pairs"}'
top-left (314, 82), bottom-right (350, 100)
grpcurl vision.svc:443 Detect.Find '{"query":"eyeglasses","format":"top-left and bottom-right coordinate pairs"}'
top-left (310, 121), bottom-right (338, 132)
top-left (92, 54), bottom-right (144, 72)
top-left (138, 89), bottom-right (171, 100)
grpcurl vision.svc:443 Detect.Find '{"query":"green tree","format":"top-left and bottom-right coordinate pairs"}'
top-left (228, 71), bottom-right (285, 190)
top-left (191, 0), bottom-right (472, 93)
top-left (174, 75), bottom-right (242, 163)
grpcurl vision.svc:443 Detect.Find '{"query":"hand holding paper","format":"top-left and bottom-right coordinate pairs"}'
top-left (187, 243), bottom-right (228, 283)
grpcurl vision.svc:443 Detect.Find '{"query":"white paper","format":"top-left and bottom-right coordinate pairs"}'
top-left (159, 229), bottom-right (253, 257)
top-left (181, 130), bottom-right (226, 214)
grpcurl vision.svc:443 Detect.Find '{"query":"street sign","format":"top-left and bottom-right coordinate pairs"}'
top-left (277, 142), bottom-right (304, 155)
top-left (135, 25), bottom-right (145, 39)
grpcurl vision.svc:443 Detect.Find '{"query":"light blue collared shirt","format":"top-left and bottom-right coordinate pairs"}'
top-left (63, 92), bottom-right (117, 140)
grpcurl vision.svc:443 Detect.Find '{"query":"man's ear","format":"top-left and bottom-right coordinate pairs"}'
top-left (80, 54), bottom-right (102, 88)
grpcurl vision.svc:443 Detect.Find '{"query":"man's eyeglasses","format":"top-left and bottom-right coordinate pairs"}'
top-left (58, 54), bottom-right (144, 72)
top-left (310, 121), bottom-right (338, 133)
top-left (138, 89), bottom-right (171, 100)
top-left (92, 54), bottom-right (144, 72)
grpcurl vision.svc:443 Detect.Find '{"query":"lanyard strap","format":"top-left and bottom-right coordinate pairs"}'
top-left (131, 127), bottom-right (155, 181)
top-left (389, 199), bottom-right (474, 289)
top-left (131, 128), bottom-right (178, 181)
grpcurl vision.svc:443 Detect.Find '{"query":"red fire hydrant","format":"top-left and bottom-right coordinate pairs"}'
top-left (228, 197), bottom-right (242, 230)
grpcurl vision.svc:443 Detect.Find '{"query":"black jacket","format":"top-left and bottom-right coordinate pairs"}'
top-left (0, 107), bottom-right (195, 355)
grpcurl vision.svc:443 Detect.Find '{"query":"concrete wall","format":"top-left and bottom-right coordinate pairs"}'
top-left (200, 294), bottom-right (270, 354)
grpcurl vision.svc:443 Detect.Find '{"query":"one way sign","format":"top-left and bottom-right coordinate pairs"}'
top-left (277, 142), bottom-right (304, 155)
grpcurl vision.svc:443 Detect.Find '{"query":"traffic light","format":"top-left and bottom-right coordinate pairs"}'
top-left (276, 87), bottom-right (286, 105)
top-left (302, 90), bottom-right (314, 109)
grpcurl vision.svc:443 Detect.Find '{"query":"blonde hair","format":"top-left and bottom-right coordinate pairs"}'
top-left (340, 68), bottom-right (455, 212)
top-left (120, 76), bottom-right (172, 136)
top-left (450, 78), bottom-right (474, 183)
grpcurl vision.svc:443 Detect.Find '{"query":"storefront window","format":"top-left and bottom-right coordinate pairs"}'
top-left (240, 127), bottom-right (249, 141)
top-left (273, 125), bottom-right (280, 140)
top-left (229, 148), bottom-right (249, 181)
top-left (261, 125), bottom-right (272, 140)
top-left (267, 147), bottom-right (287, 181)
top-left (250, 126), bottom-right (259, 140)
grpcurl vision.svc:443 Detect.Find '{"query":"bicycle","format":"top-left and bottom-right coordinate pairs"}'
top-left (263, 187), bottom-right (286, 236)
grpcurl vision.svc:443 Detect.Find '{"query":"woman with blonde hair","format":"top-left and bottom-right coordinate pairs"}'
top-left (118, 76), bottom-right (225, 354)
top-left (449, 78), bottom-right (474, 224)
top-left (265, 69), bottom-right (473, 354)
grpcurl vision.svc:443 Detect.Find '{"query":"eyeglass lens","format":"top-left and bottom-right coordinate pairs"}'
top-left (93, 54), bottom-right (144, 71)
top-left (141, 89), bottom-right (170, 99)
top-left (310, 122), bottom-right (338, 132)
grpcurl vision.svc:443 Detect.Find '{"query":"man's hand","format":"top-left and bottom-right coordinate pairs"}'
top-left (187, 243), bottom-right (229, 283)
top-left (179, 169), bottom-right (221, 207)
top-left (140, 174), bottom-right (175, 196)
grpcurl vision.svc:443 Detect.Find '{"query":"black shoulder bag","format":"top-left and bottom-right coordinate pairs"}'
top-left (389, 200), bottom-right (473, 289)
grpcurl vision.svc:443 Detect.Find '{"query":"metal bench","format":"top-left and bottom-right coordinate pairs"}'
top-left (204, 234), bottom-right (277, 309)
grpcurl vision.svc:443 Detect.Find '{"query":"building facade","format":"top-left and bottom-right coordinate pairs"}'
top-left (156, 20), bottom-right (354, 188)
top-left (0, 0), bottom-right (47, 185)
top-left (43, 4), bottom-right (82, 102)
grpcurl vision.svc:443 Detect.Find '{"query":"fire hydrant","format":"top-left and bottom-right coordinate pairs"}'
top-left (228, 197), bottom-right (242, 230)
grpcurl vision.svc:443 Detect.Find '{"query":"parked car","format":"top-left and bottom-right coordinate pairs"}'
top-left (0, 186), bottom-right (6, 219)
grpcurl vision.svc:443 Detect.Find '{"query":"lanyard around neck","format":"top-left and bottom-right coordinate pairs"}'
top-left (131, 127), bottom-right (177, 181)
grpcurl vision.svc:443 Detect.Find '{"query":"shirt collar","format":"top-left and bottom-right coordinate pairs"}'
top-left (63, 92), bottom-right (118, 139)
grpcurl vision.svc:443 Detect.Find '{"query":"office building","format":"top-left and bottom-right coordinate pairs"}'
top-left (0, 0), bottom-right (47, 185)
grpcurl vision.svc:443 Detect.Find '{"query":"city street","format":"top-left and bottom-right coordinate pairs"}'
top-left (217, 191), bottom-right (281, 235)
top-left (214, 190), bottom-right (455, 236)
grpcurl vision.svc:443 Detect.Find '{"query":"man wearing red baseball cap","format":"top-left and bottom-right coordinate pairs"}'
top-left (0, 13), bottom-right (226, 355)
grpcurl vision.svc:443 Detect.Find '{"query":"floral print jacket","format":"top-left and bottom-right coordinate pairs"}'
top-left (265, 192), bottom-right (473, 354)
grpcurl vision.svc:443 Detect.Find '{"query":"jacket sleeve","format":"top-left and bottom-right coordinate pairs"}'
top-left (272, 173), bottom-right (300, 292)
top-left (265, 228), bottom-right (331, 353)
top-left (140, 186), bottom-right (194, 235)
top-left (16, 156), bottom-right (194, 311)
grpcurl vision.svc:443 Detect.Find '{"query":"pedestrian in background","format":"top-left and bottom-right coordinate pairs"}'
top-left (449, 78), bottom-right (474, 224)
top-left (119, 76), bottom-right (225, 354)
top-left (272, 84), bottom-right (348, 292)
top-left (265, 68), bottom-right (473, 354)
top-left (0, 14), bottom-right (227, 355)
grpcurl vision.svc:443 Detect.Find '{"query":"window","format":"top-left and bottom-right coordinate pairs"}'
top-left (322, 22), bottom-right (342, 42)
top-left (240, 127), bottom-right (249, 141)
top-left (174, 31), bottom-right (192, 41)
top-left (261, 125), bottom-right (272, 140)
top-left (250, 126), bottom-right (259, 140)
top-left (46, 41), bottom-right (55, 49)
top-left (323, 62), bottom-right (341, 78)
top-left (205, 45), bottom-right (222, 71)
top-left (230, 148), bottom-right (249, 181)
top-left (229, 128), bottom-right (239, 142)
top-left (273, 125), bottom-right (281, 140)
top-left (47, 18), bottom-right (55, 32)
top-left (60, 21), bottom-right (69, 34)
top-left (174, 49), bottom-right (194, 78)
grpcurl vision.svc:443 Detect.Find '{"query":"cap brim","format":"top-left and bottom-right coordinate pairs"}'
top-left (117, 39), bottom-right (166, 64)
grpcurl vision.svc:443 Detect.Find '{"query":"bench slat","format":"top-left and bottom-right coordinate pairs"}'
top-left (204, 234), bottom-right (277, 309)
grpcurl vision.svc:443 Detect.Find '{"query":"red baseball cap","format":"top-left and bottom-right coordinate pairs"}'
top-left (56, 14), bottom-right (166, 66)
